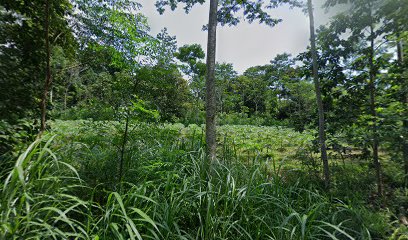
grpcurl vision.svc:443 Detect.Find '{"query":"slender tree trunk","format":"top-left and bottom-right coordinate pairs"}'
top-left (404, 91), bottom-right (408, 186)
top-left (220, 94), bottom-right (223, 114)
top-left (397, 33), bottom-right (404, 65)
top-left (119, 110), bottom-right (130, 183)
top-left (307, 0), bottom-right (330, 189)
top-left (64, 88), bottom-right (68, 110)
top-left (368, 21), bottom-right (384, 196)
top-left (397, 33), bottom-right (408, 185)
top-left (205, 0), bottom-right (218, 161)
top-left (40, 0), bottom-right (51, 133)
top-left (118, 79), bottom-right (139, 185)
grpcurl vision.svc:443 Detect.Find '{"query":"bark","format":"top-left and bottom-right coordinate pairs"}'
top-left (220, 94), bottom-right (223, 114)
top-left (404, 114), bottom-right (408, 186)
top-left (307, 0), bottom-right (330, 189)
top-left (118, 80), bottom-right (139, 184)
top-left (40, 0), bottom-right (51, 133)
top-left (64, 88), bottom-right (68, 110)
top-left (119, 110), bottom-right (130, 183)
top-left (368, 18), bottom-right (384, 196)
top-left (397, 34), bottom-right (408, 185)
top-left (397, 34), bottom-right (404, 65)
top-left (205, 0), bottom-right (218, 161)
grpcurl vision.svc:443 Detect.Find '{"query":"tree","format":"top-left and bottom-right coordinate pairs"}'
top-left (0, 0), bottom-right (73, 123)
top-left (322, 0), bottom-right (402, 195)
top-left (215, 63), bottom-right (238, 114)
top-left (241, 68), bottom-right (269, 114)
top-left (176, 44), bottom-right (206, 77)
top-left (367, 0), bottom-right (383, 196)
top-left (156, 0), bottom-right (296, 160)
top-left (39, 0), bottom-right (51, 133)
top-left (176, 44), bottom-right (206, 101)
top-left (70, 0), bottom-right (168, 184)
top-left (136, 65), bottom-right (191, 121)
top-left (307, 0), bottom-right (330, 189)
top-left (379, 0), bottom-right (408, 186)
top-left (205, 0), bottom-right (218, 160)
top-left (175, 44), bottom-right (207, 123)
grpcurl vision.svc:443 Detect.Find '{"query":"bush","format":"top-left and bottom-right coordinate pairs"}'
top-left (217, 112), bottom-right (286, 126)
top-left (53, 105), bottom-right (116, 121)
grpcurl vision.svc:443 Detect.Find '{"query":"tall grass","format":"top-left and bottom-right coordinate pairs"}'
top-left (0, 137), bottom-right (89, 239)
top-left (1, 122), bottom-right (389, 239)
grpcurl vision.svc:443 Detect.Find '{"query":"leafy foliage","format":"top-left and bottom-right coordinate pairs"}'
top-left (1, 122), bottom-right (393, 239)
top-left (1, 0), bottom-right (408, 238)
top-left (0, 0), bottom-right (74, 121)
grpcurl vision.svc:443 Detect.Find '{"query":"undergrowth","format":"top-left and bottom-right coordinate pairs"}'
top-left (0, 121), bottom-right (399, 239)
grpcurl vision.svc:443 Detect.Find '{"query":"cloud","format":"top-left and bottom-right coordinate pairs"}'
top-left (139, 0), bottom-right (341, 73)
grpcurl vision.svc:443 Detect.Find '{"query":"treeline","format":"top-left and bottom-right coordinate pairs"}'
top-left (0, 0), bottom-right (317, 128)
top-left (1, 1), bottom-right (407, 181)
top-left (50, 45), bottom-right (317, 129)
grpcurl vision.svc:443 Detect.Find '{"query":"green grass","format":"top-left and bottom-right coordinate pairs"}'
top-left (51, 120), bottom-right (313, 166)
top-left (0, 120), bottom-right (401, 239)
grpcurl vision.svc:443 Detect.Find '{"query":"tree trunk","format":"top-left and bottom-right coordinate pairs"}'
top-left (404, 95), bottom-right (408, 186)
top-left (64, 88), bottom-right (68, 111)
top-left (397, 34), bottom-right (408, 186)
top-left (307, 0), bottom-right (330, 189)
top-left (220, 94), bottom-right (223, 114)
top-left (368, 20), bottom-right (384, 196)
top-left (40, 0), bottom-right (51, 133)
top-left (119, 110), bottom-right (130, 183)
top-left (205, 0), bottom-right (218, 161)
top-left (397, 33), bottom-right (404, 65)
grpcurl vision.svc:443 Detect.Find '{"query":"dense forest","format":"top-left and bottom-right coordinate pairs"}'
top-left (0, 0), bottom-right (407, 239)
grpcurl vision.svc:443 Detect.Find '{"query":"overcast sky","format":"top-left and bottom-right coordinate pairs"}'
top-left (138, 0), bottom-right (342, 73)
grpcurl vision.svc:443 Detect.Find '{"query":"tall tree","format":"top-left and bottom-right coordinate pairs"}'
top-left (71, 0), bottom-right (167, 183)
top-left (215, 63), bottom-right (238, 114)
top-left (156, 0), bottom-right (295, 160)
top-left (380, 0), bottom-right (408, 186)
top-left (40, 0), bottom-right (51, 133)
top-left (367, 0), bottom-right (383, 196)
top-left (176, 44), bottom-right (207, 122)
top-left (0, 0), bottom-right (73, 122)
top-left (324, 0), bottom-right (386, 195)
top-left (205, 0), bottom-right (218, 160)
top-left (400, 38), bottom-right (407, 186)
top-left (307, 0), bottom-right (330, 189)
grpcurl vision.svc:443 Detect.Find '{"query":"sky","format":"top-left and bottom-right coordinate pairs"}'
top-left (138, 0), bottom-right (343, 73)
